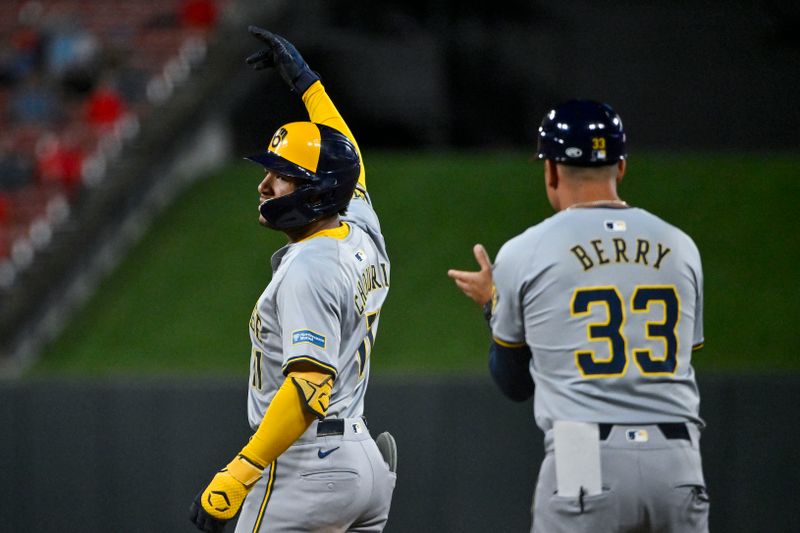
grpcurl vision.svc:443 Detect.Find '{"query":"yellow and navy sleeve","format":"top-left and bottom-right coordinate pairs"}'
top-left (302, 81), bottom-right (366, 190)
top-left (489, 341), bottom-right (534, 402)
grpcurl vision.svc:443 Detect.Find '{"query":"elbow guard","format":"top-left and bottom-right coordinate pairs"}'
top-left (291, 373), bottom-right (333, 420)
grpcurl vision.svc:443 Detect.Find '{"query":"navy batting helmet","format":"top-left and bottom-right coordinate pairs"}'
top-left (536, 100), bottom-right (626, 166)
top-left (246, 122), bottom-right (361, 229)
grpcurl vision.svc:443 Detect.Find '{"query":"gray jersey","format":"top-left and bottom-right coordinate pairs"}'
top-left (246, 188), bottom-right (390, 430)
top-left (491, 206), bottom-right (704, 432)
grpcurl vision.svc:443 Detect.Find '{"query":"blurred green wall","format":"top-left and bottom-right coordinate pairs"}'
top-left (32, 151), bottom-right (800, 375)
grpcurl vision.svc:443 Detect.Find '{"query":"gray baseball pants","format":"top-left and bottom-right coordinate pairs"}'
top-left (532, 423), bottom-right (709, 533)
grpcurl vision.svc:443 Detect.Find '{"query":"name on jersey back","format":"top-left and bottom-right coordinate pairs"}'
top-left (570, 237), bottom-right (671, 271)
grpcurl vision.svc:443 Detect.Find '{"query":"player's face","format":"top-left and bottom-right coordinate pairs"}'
top-left (258, 170), bottom-right (298, 227)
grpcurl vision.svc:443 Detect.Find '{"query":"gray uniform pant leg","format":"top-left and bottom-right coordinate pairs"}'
top-left (532, 424), bottom-right (709, 533)
top-left (235, 420), bottom-right (396, 533)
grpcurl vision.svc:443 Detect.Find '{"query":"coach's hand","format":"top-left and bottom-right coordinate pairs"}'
top-left (448, 244), bottom-right (494, 306)
top-left (246, 26), bottom-right (320, 95)
top-left (189, 455), bottom-right (264, 532)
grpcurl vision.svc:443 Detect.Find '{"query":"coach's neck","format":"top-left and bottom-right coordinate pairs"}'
top-left (545, 159), bottom-right (627, 212)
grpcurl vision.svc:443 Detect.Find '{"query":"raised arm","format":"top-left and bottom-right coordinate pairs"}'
top-left (246, 27), bottom-right (366, 190)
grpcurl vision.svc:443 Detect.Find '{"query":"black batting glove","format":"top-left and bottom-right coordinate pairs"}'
top-left (246, 26), bottom-right (320, 95)
top-left (189, 491), bottom-right (228, 533)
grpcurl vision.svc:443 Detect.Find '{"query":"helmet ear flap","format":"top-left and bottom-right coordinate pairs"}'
top-left (259, 184), bottom-right (318, 229)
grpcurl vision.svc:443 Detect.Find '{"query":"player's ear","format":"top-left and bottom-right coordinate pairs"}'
top-left (543, 160), bottom-right (561, 211)
top-left (545, 160), bottom-right (559, 190)
top-left (616, 159), bottom-right (626, 185)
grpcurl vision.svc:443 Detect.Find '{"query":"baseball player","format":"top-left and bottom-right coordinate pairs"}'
top-left (448, 100), bottom-right (709, 532)
top-left (189, 27), bottom-right (396, 533)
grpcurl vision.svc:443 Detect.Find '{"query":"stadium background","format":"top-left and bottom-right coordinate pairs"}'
top-left (1, 1), bottom-right (799, 532)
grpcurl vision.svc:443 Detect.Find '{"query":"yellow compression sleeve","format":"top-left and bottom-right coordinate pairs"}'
top-left (302, 81), bottom-right (366, 190)
top-left (239, 370), bottom-right (332, 467)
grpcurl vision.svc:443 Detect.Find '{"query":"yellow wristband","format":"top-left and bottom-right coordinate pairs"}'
top-left (225, 455), bottom-right (263, 488)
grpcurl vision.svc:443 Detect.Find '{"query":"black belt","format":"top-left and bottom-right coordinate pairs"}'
top-left (316, 417), bottom-right (368, 437)
top-left (598, 423), bottom-right (690, 441)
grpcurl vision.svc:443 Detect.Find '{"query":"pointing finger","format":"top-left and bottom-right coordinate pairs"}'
top-left (248, 25), bottom-right (276, 44)
top-left (447, 269), bottom-right (465, 280)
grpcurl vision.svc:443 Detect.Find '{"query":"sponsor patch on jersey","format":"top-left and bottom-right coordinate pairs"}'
top-left (292, 329), bottom-right (326, 349)
top-left (604, 220), bottom-right (627, 232)
top-left (626, 429), bottom-right (649, 442)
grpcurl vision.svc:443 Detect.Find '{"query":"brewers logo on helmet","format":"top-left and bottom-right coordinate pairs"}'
top-left (536, 99), bottom-right (626, 166)
top-left (246, 122), bottom-right (361, 229)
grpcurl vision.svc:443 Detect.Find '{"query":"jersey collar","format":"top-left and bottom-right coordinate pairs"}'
top-left (566, 199), bottom-right (630, 210)
top-left (298, 222), bottom-right (350, 242)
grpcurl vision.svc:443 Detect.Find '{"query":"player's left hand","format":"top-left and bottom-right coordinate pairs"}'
top-left (189, 455), bottom-right (264, 532)
top-left (448, 244), bottom-right (494, 305)
top-left (245, 26), bottom-right (320, 95)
